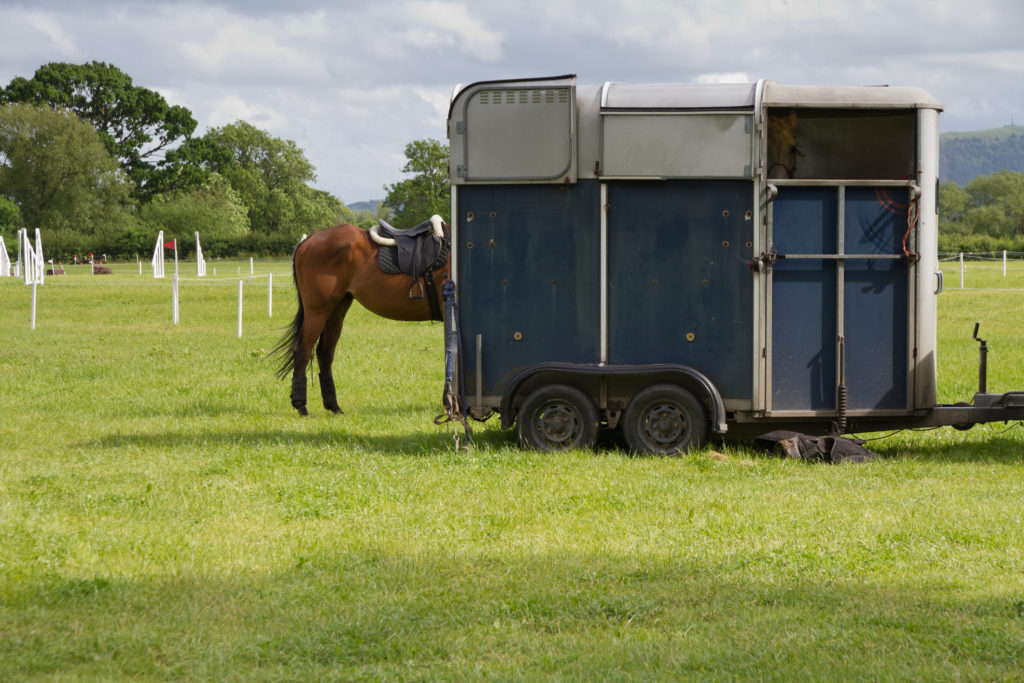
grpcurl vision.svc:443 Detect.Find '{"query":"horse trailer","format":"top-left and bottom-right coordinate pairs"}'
top-left (444, 75), bottom-right (1024, 453)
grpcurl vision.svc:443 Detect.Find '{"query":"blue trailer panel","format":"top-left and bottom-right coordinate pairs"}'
top-left (606, 180), bottom-right (754, 400)
top-left (457, 182), bottom-right (601, 398)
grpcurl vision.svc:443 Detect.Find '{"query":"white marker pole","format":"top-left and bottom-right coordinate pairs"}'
top-left (1003, 249), bottom-right (1007, 277)
top-left (959, 252), bottom-right (964, 289)
top-left (31, 282), bottom-right (37, 330)
top-left (268, 273), bottom-right (273, 317)
top-left (250, 257), bottom-right (254, 276)
top-left (238, 280), bottom-right (244, 338)
top-left (172, 274), bottom-right (179, 324)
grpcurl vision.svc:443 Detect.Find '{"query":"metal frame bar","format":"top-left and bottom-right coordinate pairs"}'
top-left (600, 182), bottom-right (609, 365)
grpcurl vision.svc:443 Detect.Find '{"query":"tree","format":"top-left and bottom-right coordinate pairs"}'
top-left (188, 121), bottom-right (345, 237)
top-left (0, 103), bottom-right (136, 255)
top-left (138, 173), bottom-right (250, 255)
top-left (964, 170), bottom-right (1024, 238)
top-left (383, 138), bottom-right (450, 226)
top-left (1, 61), bottom-right (198, 198)
top-left (0, 195), bottom-right (21, 245)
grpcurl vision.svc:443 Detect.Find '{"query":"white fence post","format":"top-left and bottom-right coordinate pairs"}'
top-left (195, 232), bottom-right (206, 277)
top-left (31, 282), bottom-right (37, 330)
top-left (172, 274), bottom-right (179, 324)
top-left (1003, 250), bottom-right (1007, 277)
top-left (268, 272), bottom-right (273, 317)
top-left (33, 229), bottom-right (44, 286)
top-left (152, 231), bottom-right (165, 278)
top-left (20, 228), bottom-right (43, 285)
top-left (959, 252), bottom-right (964, 289)
top-left (237, 280), bottom-right (244, 338)
top-left (14, 229), bottom-right (22, 277)
top-left (0, 236), bottom-right (10, 277)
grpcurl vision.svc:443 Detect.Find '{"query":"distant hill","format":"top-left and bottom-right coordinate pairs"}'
top-left (940, 125), bottom-right (1024, 185)
top-left (347, 200), bottom-right (381, 212)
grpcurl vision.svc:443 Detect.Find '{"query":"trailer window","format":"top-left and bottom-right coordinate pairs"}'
top-left (767, 108), bottom-right (916, 180)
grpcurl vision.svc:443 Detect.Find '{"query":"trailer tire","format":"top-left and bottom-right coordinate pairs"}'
top-left (622, 384), bottom-right (708, 455)
top-left (517, 384), bottom-right (599, 451)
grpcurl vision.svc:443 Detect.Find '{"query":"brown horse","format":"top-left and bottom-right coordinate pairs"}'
top-left (273, 217), bottom-right (449, 415)
top-left (767, 109), bottom-right (801, 179)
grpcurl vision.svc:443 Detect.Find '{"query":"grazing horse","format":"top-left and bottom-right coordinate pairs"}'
top-left (767, 109), bottom-right (801, 179)
top-left (273, 216), bottom-right (449, 415)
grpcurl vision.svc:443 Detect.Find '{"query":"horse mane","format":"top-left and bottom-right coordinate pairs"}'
top-left (766, 109), bottom-right (799, 179)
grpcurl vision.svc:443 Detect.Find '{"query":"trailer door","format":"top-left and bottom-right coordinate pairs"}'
top-left (767, 184), bottom-right (915, 416)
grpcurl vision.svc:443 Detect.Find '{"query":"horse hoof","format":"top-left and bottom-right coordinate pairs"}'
top-left (295, 406), bottom-right (308, 416)
top-left (327, 406), bottom-right (344, 415)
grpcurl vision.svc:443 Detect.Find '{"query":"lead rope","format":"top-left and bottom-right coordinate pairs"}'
top-left (434, 278), bottom-right (472, 449)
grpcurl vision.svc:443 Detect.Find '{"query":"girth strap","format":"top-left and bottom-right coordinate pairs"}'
top-left (423, 269), bottom-right (443, 322)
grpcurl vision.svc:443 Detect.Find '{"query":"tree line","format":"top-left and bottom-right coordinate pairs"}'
top-left (0, 61), bottom-right (449, 260)
top-left (939, 170), bottom-right (1024, 253)
top-left (5, 62), bottom-right (1013, 261)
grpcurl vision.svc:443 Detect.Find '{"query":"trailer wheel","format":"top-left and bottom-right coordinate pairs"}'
top-left (622, 384), bottom-right (708, 455)
top-left (517, 384), bottom-right (599, 451)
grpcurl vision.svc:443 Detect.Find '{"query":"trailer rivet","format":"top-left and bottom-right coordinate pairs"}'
top-left (502, 280), bottom-right (508, 286)
top-left (745, 210), bottom-right (753, 220)
top-left (513, 331), bottom-right (524, 341)
top-left (722, 210), bottom-right (730, 218)
top-left (722, 241), bottom-right (730, 248)
top-left (489, 239), bottom-right (495, 249)
top-left (686, 333), bottom-right (696, 342)
top-left (467, 241), bottom-right (474, 249)
top-left (466, 211), bottom-right (474, 221)
top-left (489, 211), bottom-right (496, 218)
top-left (746, 241), bottom-right (753, 248)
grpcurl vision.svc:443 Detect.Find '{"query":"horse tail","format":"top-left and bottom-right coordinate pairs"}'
top-left (272, 241), bottom-right (305, 379)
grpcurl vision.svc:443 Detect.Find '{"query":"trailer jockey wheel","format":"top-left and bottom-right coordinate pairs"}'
top-left (517, 384), bottom-right (599, 451)
top-left (623, 384), bottom-right (709, 455)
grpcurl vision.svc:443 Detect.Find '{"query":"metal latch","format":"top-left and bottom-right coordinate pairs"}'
top-left (750, 245), bottom-right (778, 272)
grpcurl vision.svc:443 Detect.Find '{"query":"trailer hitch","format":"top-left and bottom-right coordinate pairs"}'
top-left (973, 322), bottom-right (988, 395)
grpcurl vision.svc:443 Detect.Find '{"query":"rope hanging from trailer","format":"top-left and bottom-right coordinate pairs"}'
top-left (901, 187), bottom-right (921, 262)
top-left (434, 278), bottom-right (472, 449)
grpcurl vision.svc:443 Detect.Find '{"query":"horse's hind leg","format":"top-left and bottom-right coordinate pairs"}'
top-left (290, 309), bottom-right (330, 416)
top-left (316, 294), bottom-right (354, 414)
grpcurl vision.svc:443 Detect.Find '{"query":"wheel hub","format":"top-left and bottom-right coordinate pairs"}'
top-left (538, 405), bottom-right (578, 445)
top-left (646, 405), bottom-right (686, 445)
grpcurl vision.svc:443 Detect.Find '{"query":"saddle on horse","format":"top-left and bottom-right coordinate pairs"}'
top-left (370, 214), bottom-right (450, 321)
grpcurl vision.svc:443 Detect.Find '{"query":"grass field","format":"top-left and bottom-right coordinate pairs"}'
top-left (1, 258), bottom-right (1024, 679)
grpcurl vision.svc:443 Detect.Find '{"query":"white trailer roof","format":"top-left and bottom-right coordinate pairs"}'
top-left (595, 80), bottom-right (941, 112)
top-left (761, 81), bottom-right (942, 111)
top-left (600, 82), bottom-right (757, 110)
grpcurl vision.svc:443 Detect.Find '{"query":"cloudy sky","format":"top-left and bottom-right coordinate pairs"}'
top-left (1, 0), bottom-right (1022, 202)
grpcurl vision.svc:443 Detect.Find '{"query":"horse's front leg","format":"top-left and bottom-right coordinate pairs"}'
top-left (316, 295), bottom-right (354, 414)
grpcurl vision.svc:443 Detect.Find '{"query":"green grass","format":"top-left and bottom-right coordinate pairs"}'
top-left (1, 259), bottom-right (1024, 679)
